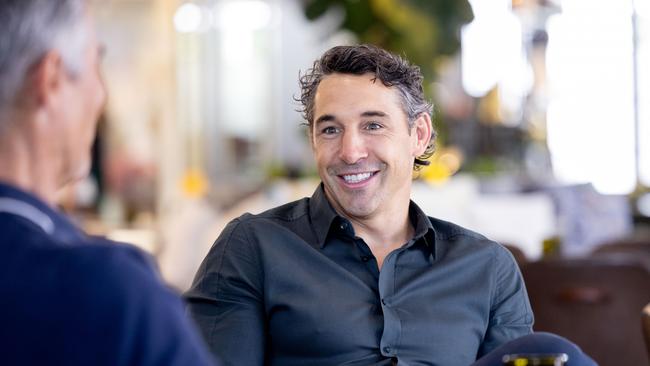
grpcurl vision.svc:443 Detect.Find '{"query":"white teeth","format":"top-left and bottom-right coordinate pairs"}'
top-left (342, 172), bottom-right (372, 183)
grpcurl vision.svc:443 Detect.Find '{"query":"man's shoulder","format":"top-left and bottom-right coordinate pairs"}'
top-left (61, 239), bottom-right (160, 295)
top-left (72, 238), bottom-right (151, 267)
top-left (42, 241), bottom-right (182, 334)
top-left (0, 210), bottom-right (52, 245)
top-left (1, 236), bottom-right (211, 365)
top-left (0, 218), bottom-right (145, 277)
top-left (235, 196), bottom-right (311, 225)
top-left (212, 196), bottom-right (317, 251)
top-left (5, 235), bottom-right (161, 305)
top-left (0, 235), bottom-right (164, 322)
top-left (427, 216), bottom-right (488, 242)
top-left (427, 216), bottom-right (517, 266)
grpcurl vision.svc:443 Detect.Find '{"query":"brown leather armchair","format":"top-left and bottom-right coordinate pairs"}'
top-left (522, 257), bottom-right (650, 366)
top-left (592, 239), bottom-right (650, 259)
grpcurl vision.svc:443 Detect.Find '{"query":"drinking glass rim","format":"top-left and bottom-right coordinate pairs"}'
top-left (502, 353), bottom-right (570, 362)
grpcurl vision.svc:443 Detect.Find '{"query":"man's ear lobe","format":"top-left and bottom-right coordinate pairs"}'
top-left (28, 51), bottom-right (65, 107)
top-left (413, 113), bottom-right (432, 156)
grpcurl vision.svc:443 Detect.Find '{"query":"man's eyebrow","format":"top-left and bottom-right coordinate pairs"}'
top-left (315, 111), bottom-right (388, 125)
top-left (315, 114), bottom-right (336, 125)
top-left (361, 110), bottom-right (388, 118)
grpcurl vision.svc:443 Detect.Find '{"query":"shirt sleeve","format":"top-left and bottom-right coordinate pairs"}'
top-left (185, 218), bottom-right (267, 366)
top-left (68, 241), bottom-right (217, 366)
top-left (477, 244), bottom-right (534, 357)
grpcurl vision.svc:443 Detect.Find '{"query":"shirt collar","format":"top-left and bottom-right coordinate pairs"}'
top-left (308, 184), bottom-right (437, 258)
top-left (0, 181), bottom-right (86, 245)
top-left (408, 199), bottom-right (437, 259)
top-left (309, 184), bottom-right (340, 248)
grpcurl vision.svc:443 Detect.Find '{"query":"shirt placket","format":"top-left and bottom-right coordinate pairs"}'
top-left (378, 248), bottom-right (402, 360)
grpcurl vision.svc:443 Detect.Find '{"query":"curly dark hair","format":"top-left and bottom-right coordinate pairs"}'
top-left (298, 44), bottom-right (436, 170)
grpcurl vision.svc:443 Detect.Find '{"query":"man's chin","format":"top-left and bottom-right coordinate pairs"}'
top-left (333, 195), bottom-right (376, 219)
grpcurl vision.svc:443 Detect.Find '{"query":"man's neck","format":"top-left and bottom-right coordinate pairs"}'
top-left (0, 120), bottom-right (59, 205)
top-left (348, 201), bottom-right (413, 250)
top-left (338, 189), bottom-right (414, 270)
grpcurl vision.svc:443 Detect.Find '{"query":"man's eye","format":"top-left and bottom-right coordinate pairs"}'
top-left (366, 122), bottom-right (382, 130)
top-left (322, 126), bottom-right (339, 134)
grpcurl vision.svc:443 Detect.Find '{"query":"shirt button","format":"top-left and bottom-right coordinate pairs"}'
top-left (339, 223), bottom-right (348, 230)
top-left (361, 255), bottom-right (370, 262)
top-left (381, 298), bottom-right (387, 306)
top-left (383, 346), bottom-right (391, 354)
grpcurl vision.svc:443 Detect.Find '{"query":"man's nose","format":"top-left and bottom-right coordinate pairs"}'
top-left (338, 130), bottom-right (368, 164)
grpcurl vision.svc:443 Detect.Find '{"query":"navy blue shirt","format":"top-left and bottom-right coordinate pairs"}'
top-left (0, 182), bottom-right (215, 366)
top-left (186, 185), bottom-right (533, 366)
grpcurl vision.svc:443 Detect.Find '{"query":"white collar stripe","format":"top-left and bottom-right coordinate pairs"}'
top-left (0, 198), bottom-right (55, 235)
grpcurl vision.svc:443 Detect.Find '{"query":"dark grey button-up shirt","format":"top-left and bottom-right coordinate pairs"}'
top-left (186, 185), bottom-right (533, 366)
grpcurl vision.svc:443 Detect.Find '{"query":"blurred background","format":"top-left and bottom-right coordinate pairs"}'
top-left (66, 1), bottom-right (650, 362)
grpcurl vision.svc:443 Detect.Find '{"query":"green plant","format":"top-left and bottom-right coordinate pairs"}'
top-left (302, 0), bottom-right (473, 82)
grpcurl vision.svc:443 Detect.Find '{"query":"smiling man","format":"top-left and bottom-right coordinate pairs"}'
top-left (186, 45), bottom-right (592, 366)
top-left (309, 68), bottom-right (434, 271)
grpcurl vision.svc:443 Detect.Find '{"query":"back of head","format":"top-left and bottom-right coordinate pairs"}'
top-left (0, 0), bottom-right (87, 122)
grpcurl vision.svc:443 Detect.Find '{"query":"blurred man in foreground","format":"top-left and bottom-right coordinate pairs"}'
top-left (187, 44), bottom-right (595, 365)
top-left (0, 1), bottom-right (214, 364)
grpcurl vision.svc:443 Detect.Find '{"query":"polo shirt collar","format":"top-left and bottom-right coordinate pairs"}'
top-left (0, 181), bottom-right (86, 245)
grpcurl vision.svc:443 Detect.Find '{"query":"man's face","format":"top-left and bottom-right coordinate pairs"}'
top-left (311, 73), bottom-right (430, 221)
top-left (55, 11), bottom-right (106, 184)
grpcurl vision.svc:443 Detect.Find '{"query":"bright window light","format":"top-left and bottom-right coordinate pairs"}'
top-left (174, 3), bottom-right (204, 33)
top-left (461, 0), bottom-right (532, 102)
top-left (546, 0), bottom-right (636, 194)
top-left (637, 6), bottom-right (650, 185)
top-left (213, 0), bottom-right (272, 31)
top-left (215, 1), bottom-right (273, 138)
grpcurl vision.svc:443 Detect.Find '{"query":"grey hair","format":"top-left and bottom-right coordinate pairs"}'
top-left (0, 0), bottom-right (88, 117)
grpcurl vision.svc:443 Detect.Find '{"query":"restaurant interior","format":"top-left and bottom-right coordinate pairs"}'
top-left (60, 0), bottom-right (650, 364)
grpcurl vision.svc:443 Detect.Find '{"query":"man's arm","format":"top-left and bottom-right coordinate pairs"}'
top-left (478, 245), bottom-right (534, 357)
top-left (185, 218), bottom-right (267, 365)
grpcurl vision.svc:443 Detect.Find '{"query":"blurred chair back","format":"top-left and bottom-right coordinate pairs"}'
top-left (643, 303), bottom-right (650, 361)
top-left (522, 258), bottom-right (650, 366)
top-left (591, 239), bottom-right (650, 269)
top-left (502, 243), bottom-right (528, 267)
top-left (592, 238), bottom-right (650, 255)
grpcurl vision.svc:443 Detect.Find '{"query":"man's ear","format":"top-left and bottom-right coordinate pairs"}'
top-left (411, 113), bottom-right (432, 156)
top-left (26, 51), bottom-right (65, 108)
top-left (308, 124), bottom-right (317, 151)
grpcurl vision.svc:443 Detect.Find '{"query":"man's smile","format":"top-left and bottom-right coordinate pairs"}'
top-left (336, 170), bottom-right (379, 188)
top-left (341, 172), bottom-right (373, 183)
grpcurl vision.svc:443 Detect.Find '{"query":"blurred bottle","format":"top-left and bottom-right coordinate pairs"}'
top-left (542, 235), bottom-right (562, 258)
